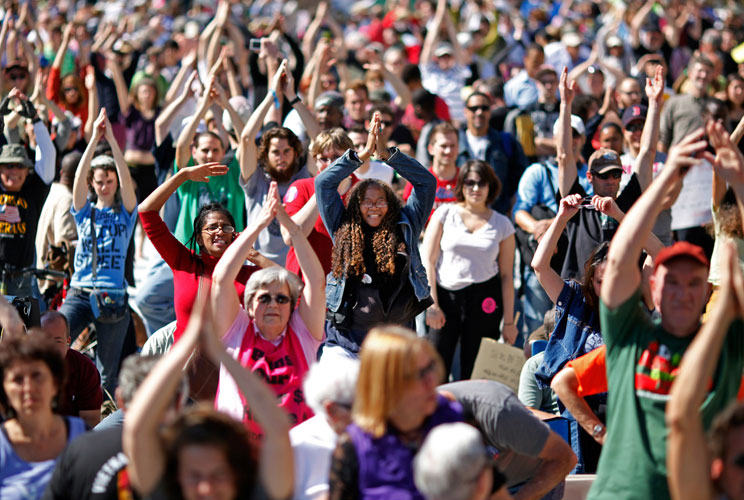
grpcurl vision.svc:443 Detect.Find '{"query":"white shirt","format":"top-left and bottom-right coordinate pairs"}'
top-left (432, 204), bottom-right (515, 290)
top-left (354, 160), bottom-right (394, 185)
top-left (289, 415), bottom-right (339, 500)
top-left (465, 130), bottom-right (490, 161)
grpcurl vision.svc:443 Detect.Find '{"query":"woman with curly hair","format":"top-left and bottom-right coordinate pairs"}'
top-left (316, 113), bottom-right (437, 359)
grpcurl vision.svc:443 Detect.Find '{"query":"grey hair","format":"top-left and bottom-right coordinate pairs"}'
top-left (414, 423), bottom-right (489, 500)
top-left (303, 358), bottom-right (360, 417)
top-left (243, 267), bottom-right (304, 312)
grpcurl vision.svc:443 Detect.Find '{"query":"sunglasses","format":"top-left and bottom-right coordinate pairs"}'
top-left (7, 73), bottom-right (27, 81)
top-left (625, 123), bottom-right (643, 133)
top-left (464, 179), bottom-right (487, 189)
top-left (592, 169), bottom-right (623, 180)
top-left (256, 293), bottom-right (291, 305)
top-left (467, 105), bottom-right (490, 113)
top-left (63, 87), bottom-right (78, 93)
top-left (381, 120), bottom-right (394, 127)
top-left (202, 223), bottom-right (235, 234)
top-left (360, 199), bottom-right (388, 209)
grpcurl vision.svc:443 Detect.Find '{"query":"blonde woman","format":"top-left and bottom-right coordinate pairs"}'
top-left (328, 326), bottom-right (462, 499)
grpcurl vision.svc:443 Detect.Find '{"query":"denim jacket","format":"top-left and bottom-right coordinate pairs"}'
top-left (315, 147), bottom-right (436, 313)
top-left (535, 281), bottom-right (603, 389)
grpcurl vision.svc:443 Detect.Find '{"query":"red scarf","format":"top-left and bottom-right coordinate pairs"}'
top-left (236, 320), bottom-right (314, 439)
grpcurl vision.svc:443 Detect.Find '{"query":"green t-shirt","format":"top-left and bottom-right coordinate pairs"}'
top-left (173, 156), bottom-right (246, 247)
top-left (588, 290), bottom-right (744, 500)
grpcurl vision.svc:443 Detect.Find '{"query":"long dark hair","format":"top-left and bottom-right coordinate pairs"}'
top-left (580, 242), bottom-right (610, 311)
top-left (331, 179), bottom-right (404, 279)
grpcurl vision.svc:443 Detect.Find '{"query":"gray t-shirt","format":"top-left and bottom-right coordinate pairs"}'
top-left (240, 164), bottom-right (310, 265)
top-left (440, 380), bottom-right (550, 487)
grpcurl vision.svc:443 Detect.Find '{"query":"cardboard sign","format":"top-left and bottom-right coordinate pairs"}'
top-left (670, 160), bottom-right (713, 230)
top-left (471, 338), bottom-right (526, 393)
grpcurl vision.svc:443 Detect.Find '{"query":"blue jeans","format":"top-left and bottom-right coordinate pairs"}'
top-left (133, 258), bottom-right (175, 336)
top-left (60, 289), bottom-right (130, 395)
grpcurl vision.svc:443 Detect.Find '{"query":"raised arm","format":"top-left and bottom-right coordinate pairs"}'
top-left (51, 22), bottom-right (73, 71)
top-left (602, 130), bottom-right (707, 309)
top-left (156, 71), bottom-right (197, 146)
top-left (629, 1), bottom-right (655, 48)
top-left (274, 193), bottom-right (326, 341)
top-left (73, 111), bottom-right (105, 211)
top-left (103, 110), bottom-right (136, 213)
top-left (557, 68), bottom-right (578, 197)
top-left (139, 162), bottom-right (226, 213)
top-left (531, 194), bottom-right (580, 303)
top-left (211, 185), bottom-right (279, 337)
top-left (302, 2), bottom-right (327, 60)
top-left (175, 76), bottom-right (214, 170)
top-left (108, 53), bottom-right (131, 117)
top-left (239, 61), bottom-right (286, 182)
top-left (666, 243), bottom-right (744, 500)
top-left (281, 62), bottom-right (320, 143)
top-left (634, 66), bottom-right (664, 190)
top-left (316, 119), bottom-right (378, 237)
top-left (420, 0), bottom-right (446, 65)
top-left (83, 67), bottom-right (99, 143)
top-left (123, 297), bottom-right (204, 496)
top-left (708, 121), bottom-right (744, 204)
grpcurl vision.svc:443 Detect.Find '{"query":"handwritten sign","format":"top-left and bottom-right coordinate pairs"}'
top-left (471, 338), bottom-right (526, 393)
top-left (670, 160), bottom-right (713, 230)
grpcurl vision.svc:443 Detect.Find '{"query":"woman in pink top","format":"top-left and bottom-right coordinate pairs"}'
top-left (212, 182), bottom-right (326, 439)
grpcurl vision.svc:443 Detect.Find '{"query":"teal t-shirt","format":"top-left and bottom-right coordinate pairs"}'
top-left (588, 290), bottom-right (744, 500)
top-left (173, 156), bottom-right (246, 247)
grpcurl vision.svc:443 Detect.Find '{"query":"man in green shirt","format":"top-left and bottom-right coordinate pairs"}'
top-left (173, 75), bottom-right (247, 246)
top-left (590, 128), bottom-right (744, 500)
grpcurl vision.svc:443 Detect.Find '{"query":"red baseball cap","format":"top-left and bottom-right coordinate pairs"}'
top-left (654, 241), bottom-right (709, 271)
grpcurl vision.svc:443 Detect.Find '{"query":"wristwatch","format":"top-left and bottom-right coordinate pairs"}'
top-left (592, 423), bottom-right (606, 439)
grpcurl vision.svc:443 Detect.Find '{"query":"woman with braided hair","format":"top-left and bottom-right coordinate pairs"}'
top-left (316, 112), bottom-right (437, 360)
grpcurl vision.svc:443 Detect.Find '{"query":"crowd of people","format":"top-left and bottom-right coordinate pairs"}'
top-left (2, 0), bottom-right (744, 499)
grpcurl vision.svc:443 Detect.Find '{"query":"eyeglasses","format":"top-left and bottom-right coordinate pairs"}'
top-left (317, 155), bottom-right (341, 164)
top-left (540, 79), bottom-right (558, 86)
top-left (592, 169), bottom-right (623, 180)
top-left (63, 87), bottom-right (78, 93)
top-left (625, 123), bottom-right (643, 133)
top-left (360, 199), bottom-right (388, 209)
top-left (256, 293), bottom-right (291, 304)
top-left (202, 223), bottom-right (235, 234)
top-left (7, 73), bottom-right (27, 81)
top-left (464, 179), bottom-right (487, 189)
top-left (467, 105), bottom-right (490, 113)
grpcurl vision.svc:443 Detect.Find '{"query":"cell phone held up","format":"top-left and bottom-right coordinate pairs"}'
top-left (579, 196), bottom-right (595, 209)
top-left (249, 38), bottom-right (262, 53)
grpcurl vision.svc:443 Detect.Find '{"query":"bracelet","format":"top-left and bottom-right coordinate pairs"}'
top-left (270, 89), bottom-right (280, 110)
top-left (504, 321), bottom-right (515, 326)
top-left (288, 96), bottom-right (301, 107)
